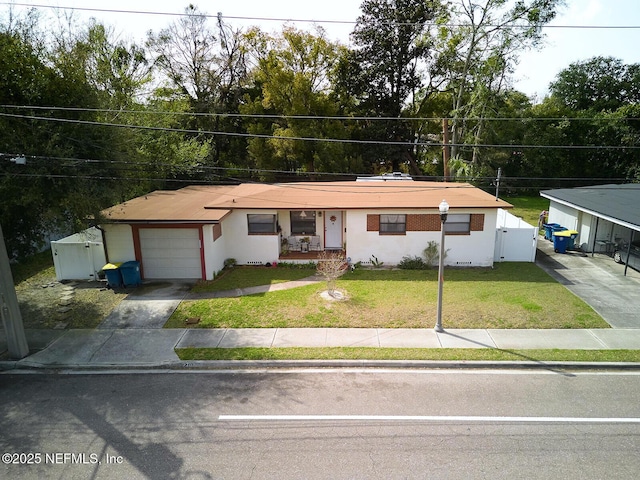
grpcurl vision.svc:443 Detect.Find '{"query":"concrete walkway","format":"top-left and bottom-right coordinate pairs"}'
top-left (2, 327), bottom-right (640, 370)
top-left (3, 237), bottom-right (640, 370)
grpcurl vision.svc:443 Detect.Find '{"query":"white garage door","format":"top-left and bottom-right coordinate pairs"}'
top-left (139, 228), bottom-right (202, 279)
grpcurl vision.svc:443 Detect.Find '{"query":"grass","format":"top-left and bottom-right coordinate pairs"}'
top-left (502, 195), bottom-right (550, 227)
top-left (166, 263), bottom-right (607, 329)
top-left (13, 253), bottom-right (127, 329)
top-left (176, 347), bottom-right (640, 363)
top-left (191, 266), bottom-right (315, 293)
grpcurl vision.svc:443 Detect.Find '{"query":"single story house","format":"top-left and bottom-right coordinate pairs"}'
top-left (99, 181), bottom-right (517, 281)
top-left (540, 184), bottom-right (640, 270)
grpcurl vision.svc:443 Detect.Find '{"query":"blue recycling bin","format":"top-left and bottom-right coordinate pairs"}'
top-left (552, 232), bottom-right (569, 253)
top-left (543, 223), bottom-right (562, 240)
top-left (120, 260), bottom-right (142, 287)
top-left (102, 263), bottom-right (123, 288)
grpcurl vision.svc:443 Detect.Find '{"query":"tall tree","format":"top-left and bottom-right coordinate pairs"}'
top-left (550, 56), bottom-right (640, 112)
top-left (146, 5), bottom-right (249, 171)
top-left (336, 0), bottom-right (443, 174)
top-left (437, 0), bottom-right (563, 162)
top-left (241, 26), bottom-right (359, 180)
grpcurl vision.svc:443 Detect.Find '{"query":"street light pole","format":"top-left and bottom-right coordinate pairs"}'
top-left (435, 199), bottom-right (449, 333)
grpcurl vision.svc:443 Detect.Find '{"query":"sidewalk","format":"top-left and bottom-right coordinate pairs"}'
top-left (3, 239), bottom-right (640, 370)
top-left (2, 327), bottom-right (640, 370)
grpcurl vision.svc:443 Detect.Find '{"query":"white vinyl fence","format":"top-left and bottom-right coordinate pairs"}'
top-left (494, 209), bottom-right (538, 262)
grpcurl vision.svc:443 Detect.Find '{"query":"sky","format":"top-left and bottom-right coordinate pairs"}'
top-left (3, 0), bottom-right (640, 100)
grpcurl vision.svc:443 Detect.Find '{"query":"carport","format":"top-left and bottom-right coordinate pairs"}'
top-left (541, 184), bottom-right (640, 276)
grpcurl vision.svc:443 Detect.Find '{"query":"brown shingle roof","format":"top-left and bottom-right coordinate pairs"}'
top-left (101, 185), bottom-right (233, 222)
top-left (204, 181), bottom-right (513, 210)
top-left (101, 181), bottom-right (512, 223)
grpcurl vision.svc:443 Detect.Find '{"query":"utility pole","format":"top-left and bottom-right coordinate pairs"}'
top-left (495, 167), bottom-right (502, 201)
top-left (0, 224), bottom-right (29, 359)
top-left (442, 118), bottom-right (450, 182)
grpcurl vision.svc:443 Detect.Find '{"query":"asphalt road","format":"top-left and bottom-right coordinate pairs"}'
top-left (2, 369), bottom-right (640, 479)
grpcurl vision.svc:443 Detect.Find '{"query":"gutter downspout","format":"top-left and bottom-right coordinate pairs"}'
top-left (95, 225), bottom-right (109, 264)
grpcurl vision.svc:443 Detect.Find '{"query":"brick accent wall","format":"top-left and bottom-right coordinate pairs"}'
top-left (367, 214), bottom-right (380, 231)
top-left (470, 213), bottom-right (485, 231)
top-left (369, 212), bottom-right (485, 232)
top-left (406, 214), bottom-right (441, 231)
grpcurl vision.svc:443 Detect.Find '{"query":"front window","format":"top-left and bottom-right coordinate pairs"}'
top-left (247, 214), bottom-right (277, 234)
top-left (291, 211), bottom-right (316, 235)
top-left (380, 214), bottom-right (406, 234)
top-left (445, 214), bottom-right (471, 234)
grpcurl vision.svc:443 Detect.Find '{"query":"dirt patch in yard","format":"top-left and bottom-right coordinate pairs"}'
top-left (15, 266), bottom-right (127, 329)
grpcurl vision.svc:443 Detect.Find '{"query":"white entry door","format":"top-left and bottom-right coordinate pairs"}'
top-left (324, 211), bottom-right (343, 249)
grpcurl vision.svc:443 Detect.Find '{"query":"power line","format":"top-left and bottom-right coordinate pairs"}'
top-left (3, 3), bottom-right (640, 29)
top-left (2, 111), bottom-right (639, 150)
top-left (3, 105), bottom-right (640, 123)
top-left (2, 152), bottom-right (636, 184)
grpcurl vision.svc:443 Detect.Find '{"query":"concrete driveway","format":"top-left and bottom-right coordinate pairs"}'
top-left (536, 237), bottom-right (640, 328)
top-left (98, 282), bottom-right (192, 329)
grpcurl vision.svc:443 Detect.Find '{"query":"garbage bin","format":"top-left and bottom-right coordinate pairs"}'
top-left (564, 230), bottom-right (579, 250)
top-left (120, 260), bottom-right (142, 287)
top-left (552, 231), bottom-right (569, 253)
top-left (543, 223), bottom-right (562, 240)
top-left (102, 263), bottom-right (123, 288)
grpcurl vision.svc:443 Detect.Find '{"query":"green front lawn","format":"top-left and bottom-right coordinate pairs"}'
top-left (191, 265), bottom-right (315, 293)
top-left (166, 263), bottom-right (607, 329)
top-left (176, 347), bottom-right (640, 363)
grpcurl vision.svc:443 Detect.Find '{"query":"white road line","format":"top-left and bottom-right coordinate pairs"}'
top-left (218, 415), bottom-right (640, 424)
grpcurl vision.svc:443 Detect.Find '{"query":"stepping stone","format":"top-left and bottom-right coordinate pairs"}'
top-left (53, 322), bottom-right (68, 330)
top-left (57, 307), bottom-right (72, 314)
top-left (59, 299), bottom-right (73, 306)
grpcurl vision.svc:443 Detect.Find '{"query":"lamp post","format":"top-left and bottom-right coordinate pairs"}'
top-left (435, 199), bottom-right (449, 333)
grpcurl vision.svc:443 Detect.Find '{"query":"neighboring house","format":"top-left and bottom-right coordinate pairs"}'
top-left (99, 181), bottom-right (516, 281)
top-left (540, 184), bottom-right (640, 273)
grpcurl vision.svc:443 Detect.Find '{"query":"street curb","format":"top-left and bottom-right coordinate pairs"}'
top-left (3, 359), bottom-right (640, 372)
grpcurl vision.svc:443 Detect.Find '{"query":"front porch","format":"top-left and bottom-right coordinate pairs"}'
top-left (278, 249), bottom-right (345, 262)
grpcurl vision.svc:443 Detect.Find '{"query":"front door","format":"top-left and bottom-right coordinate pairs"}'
top-left (324, 211), bottom-right (343, 249)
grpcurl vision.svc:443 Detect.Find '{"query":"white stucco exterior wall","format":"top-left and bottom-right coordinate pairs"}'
top-left (222, 210), bottom-right (280, 265)
top-left (102, 224), bottom-right (135, 263)
top-left (202, 224), bottom-right (227, 280)
top-left (345, 209), bottom-right (497, 267)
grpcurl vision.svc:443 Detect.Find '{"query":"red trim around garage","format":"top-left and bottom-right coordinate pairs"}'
top-left (131, 224), bottom-right (207, 280)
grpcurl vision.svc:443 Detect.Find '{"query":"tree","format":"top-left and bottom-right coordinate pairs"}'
top-left (146, 5), bottom-right (249, 171)
top-left (436, 0), bottom-right (563, 162)
top-left (550, 56), bottom-right (640, 112)
top-left (241, 26), bottom-right (359, 180)
top-left (316, 251), bottom-right (348, 297)
top-left (335, 0), bottom-right (443, 175)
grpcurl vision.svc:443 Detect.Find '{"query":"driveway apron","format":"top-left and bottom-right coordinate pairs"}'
top-left (98, 282), bottom-right (191, 329)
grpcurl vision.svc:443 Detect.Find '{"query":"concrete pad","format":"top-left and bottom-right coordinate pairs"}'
top-left (377, 329), bottom-right (440, 348)
top-left (176, 329), bottom-right (226, 349)
top-left (27, 330), bottom-right (66, 349)
top-left (325, 328), bottom-right (379, 347)
top-left (436, 329), bottom-right (497, 349)
top-left (89, 329), bottom-right (184, 364)
top-left (21, 330), bottom-right (113, 366)
top-left (589, 329), bottom-right (640, 350)
top-left (273, 328), bottom-right (328, 347)
top-left (99, 282), bottom-right (191, 329)
top-left (218, 329), bottom-right (277, 348)
top-left (488, 329), bottom-right (605, 350)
